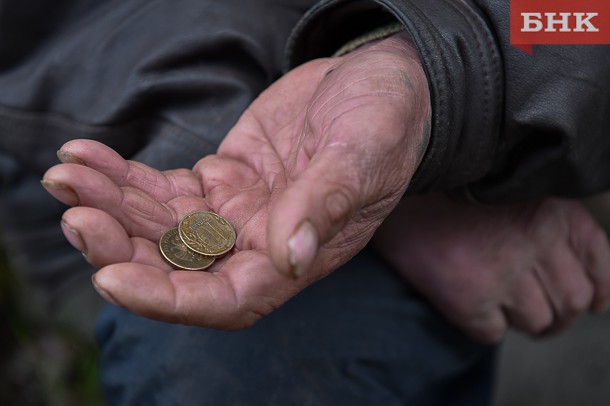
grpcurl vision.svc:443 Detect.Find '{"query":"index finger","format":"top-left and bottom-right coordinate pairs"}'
top-left (58, 139), bottom-right (203, 202)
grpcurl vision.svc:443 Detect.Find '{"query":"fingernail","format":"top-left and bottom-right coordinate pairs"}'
top-left (287, 221), bottom-right (318, 278)
top-left (60, 218), bottom-right (87, 253)
top-left (57, 149), bottom-right (85, 165)
top-left (92, 274), bottom-right (121, 307)
top-left (40, 179), bottom-right (79, 206)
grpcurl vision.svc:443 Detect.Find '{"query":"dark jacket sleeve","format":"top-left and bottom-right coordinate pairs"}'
top-left (0, 0), bottom-right (316, 173)
top-left (285, 0), bottom-right (610, 203)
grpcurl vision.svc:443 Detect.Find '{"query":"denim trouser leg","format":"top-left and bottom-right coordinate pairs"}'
top-left (96, 247), bottom-right (496, 406)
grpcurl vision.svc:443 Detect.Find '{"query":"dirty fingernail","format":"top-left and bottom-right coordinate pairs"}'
top-left (60, 218), bottom-right (87, 253)
top-left (287, 220), bottom-right (318, 278)
top-left (57, 149), bottom-right (85, 165)
top-left (41, 179), bottom-right (79, 206)
top-left (92, 274), bottom-right (121, 307)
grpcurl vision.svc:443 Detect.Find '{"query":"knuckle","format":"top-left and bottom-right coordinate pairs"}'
top-left (584, 224), bottom-right (610, 260)
top-left (526, 313), bottom-right (554, 337)
top-left (324, 186), bottom-right (356, 226)
top-left (462, 309), bottom-right (507, 344)
top-left (482, 328), bottom-right (505, 344)
top-left (471, 322), bottom-right (506, 344)
top-left (563, 285), bottom-right (593, 315)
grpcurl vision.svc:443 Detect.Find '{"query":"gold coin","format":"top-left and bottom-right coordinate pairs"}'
top-left (178, 211), bottom-right (236, 256)
top-left (159, 228), bottom-right (215, 271)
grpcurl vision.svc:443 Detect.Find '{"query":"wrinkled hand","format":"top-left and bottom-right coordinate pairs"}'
top-left (372, 193), bottom-right (610, 343)
top-left (42, 32), bottom-right (431, 329)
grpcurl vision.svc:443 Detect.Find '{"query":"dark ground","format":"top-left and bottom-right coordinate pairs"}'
top-left (2, 193), bottom-right (610, 405)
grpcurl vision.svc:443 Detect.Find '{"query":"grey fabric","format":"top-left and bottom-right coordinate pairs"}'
top-left (97, 248), bottom-right (496, 406)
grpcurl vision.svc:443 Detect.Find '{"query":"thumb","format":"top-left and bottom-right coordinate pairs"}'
top-left (267, 148), bottom-right (376, 278)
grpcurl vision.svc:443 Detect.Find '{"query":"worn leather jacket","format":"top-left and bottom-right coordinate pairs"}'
top-left (287, 0), bottom-right (610, 202)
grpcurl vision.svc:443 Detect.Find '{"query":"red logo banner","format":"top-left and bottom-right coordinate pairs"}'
top-left (510, 0), bottom-right (610, 54)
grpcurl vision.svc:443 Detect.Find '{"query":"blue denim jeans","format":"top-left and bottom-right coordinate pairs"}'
top-left (0, 157), bottom-right (495, 405)
top-left (96, 247), bottom-right (496, 406)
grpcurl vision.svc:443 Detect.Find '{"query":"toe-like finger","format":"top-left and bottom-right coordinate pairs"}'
top-left (459, 308), bottom-right (508, 345)
top-left (502, 271), bottom-right (554, 336)
top-left (58, 139), bottom-right (202, 201)
top-left (61, 207), bottom-right (172, 271)
top-left (584, 227), bottom-right (610, 313)
top-left (93, 250), bottom-right (303, 329)
top-left (533, 249), bottom-right (593, 336)
top-left (61, 207), bottom-right (132, 267)
top-left (568, 205), bottom-right (610, 313)
top-left (44, 163), bottom-right (182, 240)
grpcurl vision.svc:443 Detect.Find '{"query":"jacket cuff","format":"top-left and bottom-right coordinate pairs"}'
top-left (285, 0), bottom-right (503, 195)
top-left (332, 22), bottom-right (404, 57)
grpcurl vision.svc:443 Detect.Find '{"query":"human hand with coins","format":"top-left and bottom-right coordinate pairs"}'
top-left (41, 32), bottom-right (431, 329)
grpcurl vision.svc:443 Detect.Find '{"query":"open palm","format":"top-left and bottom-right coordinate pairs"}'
top-left (42, 32), bottom-right (431, 329)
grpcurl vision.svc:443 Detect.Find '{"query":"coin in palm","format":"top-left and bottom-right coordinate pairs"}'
top-left (160, 228), bottom-right (215, 270)
top-left (179, 211), bottom-right (236, 256)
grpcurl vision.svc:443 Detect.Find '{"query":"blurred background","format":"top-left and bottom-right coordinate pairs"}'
top-left (0, 241), bottom-right (104, 406)
top-left (493, 192), bottom-right (610, 406)
top-left (2, 193), bottom-right (610, 405)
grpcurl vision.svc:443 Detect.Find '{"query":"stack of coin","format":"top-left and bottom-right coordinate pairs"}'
top-left (159, 211), bottom-right (236, 271)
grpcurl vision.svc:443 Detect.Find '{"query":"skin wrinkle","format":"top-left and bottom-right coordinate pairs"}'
top-left (228, 269), bottom-right (279, 329)
top-left (215, 273), bottom-right (241, 325)
top-left (121, 162), bottom-right (167, 212)
top-left (120, 187), bottom-right (172, 238)
top-left (310, 69), bottom-right (403, 126)
top-left (235, 211), bottom-right (264, 252)
top-left (113, 157), bottom-right (132, 185)
top-left (282, 113), bottom-right (311, 179)
top-left (323, 187), bottom-right (354, 233)
top-left (307, 55), bottom-right (400, 123)
top-left (41, 31), bottom-right (443, 332)
top-left (161, 201), bottom-right (181, 231)
top-left (312, 62), bottom-right (420, 171)
top-left (320, 92), bottom-right (407, 141)
top-left (246, 289), bottom-right (287, 321)
top-left (530, 262), bottom-right (557, 334)
top-left (319, 95), bottom-right (409, 198)
top-left (165, 171), bottom-right (186, 199)
top-left (167, 271), bottom-right (191, 324)
top-left (207, 184), bottom-right (234, 216)
top-left (122, 187), bottom-right (156, 221)
top-left (246, 110), bottom-right (291, 191)
top-left (322, 229), bottom-right (371, 269)
top-left (167, 168), bottom-right (205, 198)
